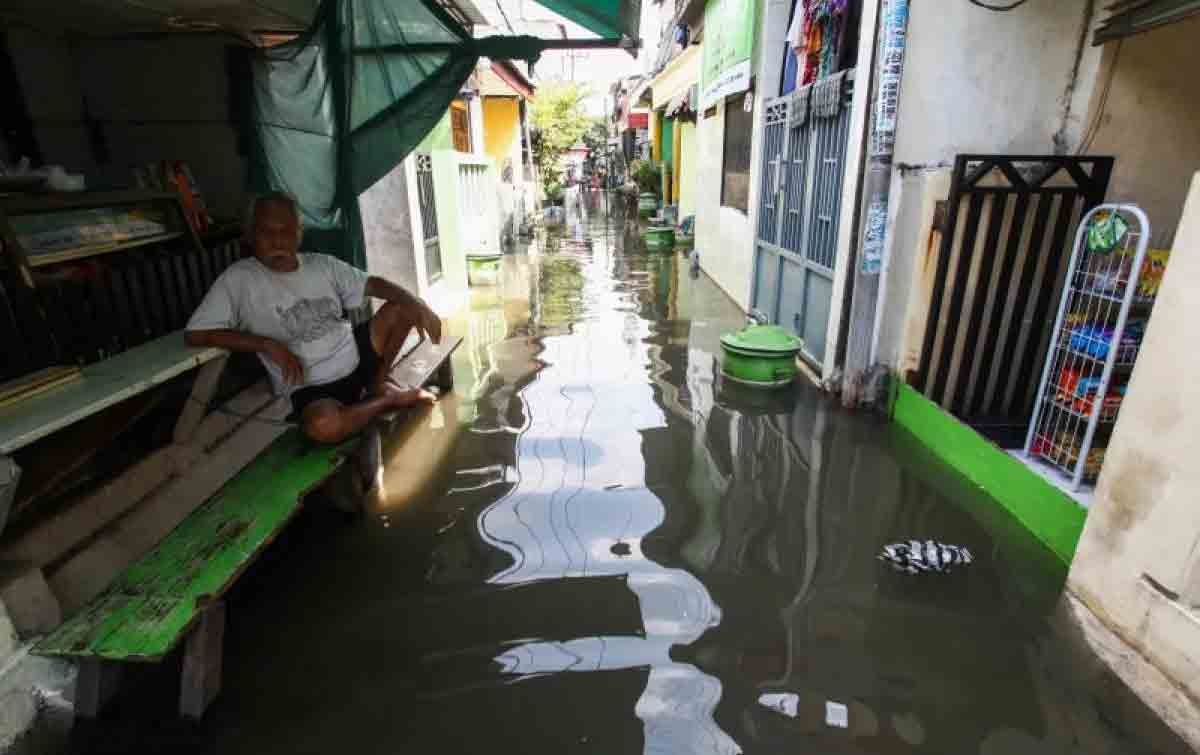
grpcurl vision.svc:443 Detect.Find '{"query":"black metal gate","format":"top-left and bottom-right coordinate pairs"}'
top-left (912, 154), bottom-right (1113, 447)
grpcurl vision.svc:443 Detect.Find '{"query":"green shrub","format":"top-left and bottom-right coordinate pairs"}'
top-left (630, 159), bottom-right (661, 196)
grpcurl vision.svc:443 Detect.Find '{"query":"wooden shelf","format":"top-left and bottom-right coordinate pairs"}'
top-left (0, 190), bottom-right (176, 215)
top-left (26, 231), bottom-right (184, 267)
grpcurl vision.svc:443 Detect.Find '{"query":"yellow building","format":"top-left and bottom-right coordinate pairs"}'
top-left (648, 45), bottom-right (700, 219)
top-left (478, 61), bottom-right (534, 184)
top-left (477, 60), bottom-right (535, 240)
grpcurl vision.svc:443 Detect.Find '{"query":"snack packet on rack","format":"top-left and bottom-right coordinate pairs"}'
top-left (1087, 212), bottom-right (1129, 254)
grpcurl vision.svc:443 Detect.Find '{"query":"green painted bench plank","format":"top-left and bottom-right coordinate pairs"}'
top-left (35, 429), bottom-right (350, 662)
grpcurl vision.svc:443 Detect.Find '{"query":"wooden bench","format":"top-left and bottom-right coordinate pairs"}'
top-left (0, 333), bottom-right (228, 536)
top-left (33, 335), bottom-right (461, 718)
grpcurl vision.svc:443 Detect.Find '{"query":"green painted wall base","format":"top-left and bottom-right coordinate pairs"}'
top-left (892, 384), bottom-right (1086, 567)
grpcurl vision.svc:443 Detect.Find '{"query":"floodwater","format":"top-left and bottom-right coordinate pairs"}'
top-left (71, 189), bottom-right (1189, 754)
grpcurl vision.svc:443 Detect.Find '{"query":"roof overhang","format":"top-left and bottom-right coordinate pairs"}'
top-left (649, 45), bottom-right (700, 110)
top-left (487, 59), bottom-right (536, 98)
top-left (1094, 0), bottom-right (1200, 44)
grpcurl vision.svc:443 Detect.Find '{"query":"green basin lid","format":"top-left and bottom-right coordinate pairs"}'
top-left (721, 324), bottom-right (802, 355)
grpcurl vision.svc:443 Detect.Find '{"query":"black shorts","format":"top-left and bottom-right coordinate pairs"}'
top-left (290, 322), bottom-right (380, 417)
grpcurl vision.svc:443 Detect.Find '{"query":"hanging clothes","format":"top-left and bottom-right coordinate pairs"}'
top-left (781, 0), bottom-right (806, 94)
top-left (794, 0), bottom-right (851, 87)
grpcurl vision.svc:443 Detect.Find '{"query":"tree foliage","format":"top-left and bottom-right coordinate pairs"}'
top-left (530, 80), bottom-right (592, 197)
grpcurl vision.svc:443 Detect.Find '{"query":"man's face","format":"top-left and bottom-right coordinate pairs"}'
top-left (252, 200), bottom-right (301, 272)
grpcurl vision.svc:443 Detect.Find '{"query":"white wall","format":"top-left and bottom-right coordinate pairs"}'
top-left (694, 99), bottom-right (755, 309)
top-left (359, 158), bottom-right (420, 294)
top-left (5, 27), bottom-right (247, 219)
top-left (892, 0), bottom-right (1099, 167)
top-left (1082, 15), bottom-right (1200, 245)
top-left (692, 0), bottom-right (790, 312)
top-left (872, 0), bottom-right (1101, 369)
top-left (1068, 173), bottom-right (1200, 706)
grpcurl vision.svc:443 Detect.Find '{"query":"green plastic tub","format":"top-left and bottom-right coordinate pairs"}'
top-left (467, 254), bottom-right (502, 286)
top-left (642, 225), bottom-right (675, 250)
top-left (720, 325), bottom-right (802, 388)
top-left (638, 193), bottom-right (658, 218)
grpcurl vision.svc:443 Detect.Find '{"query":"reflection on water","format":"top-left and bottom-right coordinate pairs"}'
top-left (72, 189), bottom-right (1189, 755)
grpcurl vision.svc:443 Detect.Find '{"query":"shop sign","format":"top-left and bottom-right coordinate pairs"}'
top-left (700, 0), bottom-right (758, 109)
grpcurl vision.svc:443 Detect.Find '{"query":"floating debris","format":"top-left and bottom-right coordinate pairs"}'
top-left (878, 540), bottom-right (972, 575)
top-left (758, 692), bottom-right (799, 718)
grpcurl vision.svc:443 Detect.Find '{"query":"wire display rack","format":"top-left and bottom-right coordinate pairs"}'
top-left (1024, 204), bottom-right (1155, 490)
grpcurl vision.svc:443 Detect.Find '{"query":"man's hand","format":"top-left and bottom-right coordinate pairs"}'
top-left (410, 298), bottom-right (442, 344)
top-left (263, 340), bottom-right (304, 385)
top-left (366, 276), bottom-right (442, 343)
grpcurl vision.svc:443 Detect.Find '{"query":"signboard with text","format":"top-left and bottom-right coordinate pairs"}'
top-left (700, 0), bottom-right (758, 109)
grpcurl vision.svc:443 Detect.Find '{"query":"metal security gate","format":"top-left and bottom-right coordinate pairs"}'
top-left (415, 154), bottom-right (443, 282)
top-left (912, 154), bottom-right (1114, 447)
top-left (751, 70), bottom-right (855, 367)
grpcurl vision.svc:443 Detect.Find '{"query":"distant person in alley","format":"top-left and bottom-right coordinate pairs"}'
top-left (185, 191), bottom-right (440, 444)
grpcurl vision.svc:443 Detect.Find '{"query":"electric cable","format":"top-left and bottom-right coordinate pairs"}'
top-left (968, 0), bottom-right (1030, 10)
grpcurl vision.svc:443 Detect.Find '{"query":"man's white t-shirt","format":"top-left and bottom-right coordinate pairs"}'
top-left (186, 253), bottom-right (370, 396)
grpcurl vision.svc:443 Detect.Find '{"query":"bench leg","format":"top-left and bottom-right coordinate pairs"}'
top-left (76, 659), bottom-right (122, 718)
top-left (180, 599), bottom-right (225, 719)
top-left (356, 422), bottom-right (383, 498)
top-left (433, 358), bottom-right (454, 393)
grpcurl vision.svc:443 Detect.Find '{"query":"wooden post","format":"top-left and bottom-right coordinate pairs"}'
top-left (75, 659), bottom-right (122, 718)
top-left (173, 354), bottom-right (229, 444)
top-left (434, 358), bottom-right (454, 393)
top-left (179, 599), bottom-right (225, 719)
top-left (359, 422), bottom-right (382, 486)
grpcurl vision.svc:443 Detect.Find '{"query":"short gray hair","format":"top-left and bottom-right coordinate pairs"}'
top-left (245, 191), bottom-right (303, 241)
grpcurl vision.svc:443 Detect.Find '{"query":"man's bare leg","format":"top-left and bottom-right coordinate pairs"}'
top-left (368, 301), bottom-right (422, 394)
top-left (300, 386), bottom-right (431, 444)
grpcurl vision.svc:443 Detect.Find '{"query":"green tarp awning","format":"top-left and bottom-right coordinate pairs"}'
top-left (536, 0), bottom-right (642, 40)
top-left (238, 0), bottom-right (639, 268)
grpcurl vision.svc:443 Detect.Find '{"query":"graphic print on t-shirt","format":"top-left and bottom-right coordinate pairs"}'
top-left (277, 297), bottom-right (342, 343)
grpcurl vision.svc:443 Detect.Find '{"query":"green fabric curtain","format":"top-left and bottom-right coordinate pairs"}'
top-left (238, 0), bottom-right (545, 268)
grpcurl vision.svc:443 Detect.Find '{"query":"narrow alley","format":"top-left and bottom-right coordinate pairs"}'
top-left (63, 192), bottom-right (1189, 755)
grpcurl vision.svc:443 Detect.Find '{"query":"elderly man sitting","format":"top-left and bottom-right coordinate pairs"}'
top-left (186, 191), bottom-right (441, 444)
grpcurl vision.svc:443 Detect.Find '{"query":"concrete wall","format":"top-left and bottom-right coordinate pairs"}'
top-left (483, 97), bottom-right (521, 175)
top-left (892, 0), bottom-right (1098, 167)
top-left (6, 27), bottom-right (247, 219)
top-left (1068, 172), bottom-right (1200, 705)
top-left (420, 110), bottom-right (454, 152)
top-left (678, 121), bottom-right (697, 219)
top-left (871, 0), bottom-right (1101, 369)
top-left (1083, 15), bottom-right (1200, 245)
top-left (4, 27), bottom-right (95, 176)
top-left (694, 102), bottom-right (755, 309)
top-left (692, 0), bottom-right (790, 311)
top-left (359, 160), bottom-right (420, 294)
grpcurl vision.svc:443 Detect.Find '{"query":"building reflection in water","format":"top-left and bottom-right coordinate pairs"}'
top-left (425, 194), bottom-right (1092, 754)
top-left (466, 207), bottom-right (741, 755)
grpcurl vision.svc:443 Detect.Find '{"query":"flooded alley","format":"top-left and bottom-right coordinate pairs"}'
top-left (70, 192), bottom-right (1190, 755)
